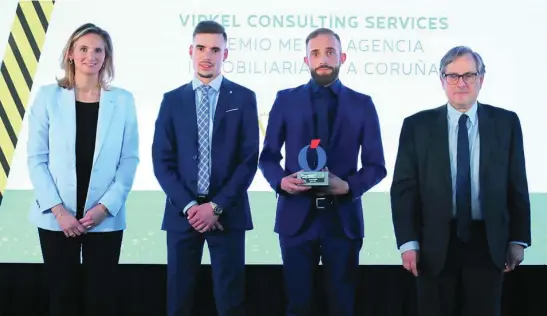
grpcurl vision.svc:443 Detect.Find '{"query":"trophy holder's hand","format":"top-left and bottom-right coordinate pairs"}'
top-left (317, 167), bottom-right (349, 196)
top-left (281, 171), bottom-right (312, 195)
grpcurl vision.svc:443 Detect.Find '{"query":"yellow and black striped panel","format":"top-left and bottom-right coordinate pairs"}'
top-left (0, 0), bottom-right (56, 205)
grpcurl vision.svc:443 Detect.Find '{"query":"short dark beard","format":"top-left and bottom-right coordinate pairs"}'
top-left (197, 72), bottom-right (213, 79)
top-left (310, 65), bottom-right (340, 86)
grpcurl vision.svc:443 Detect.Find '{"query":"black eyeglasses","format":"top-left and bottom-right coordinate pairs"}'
top-left (442, 72), bottom-right (479, 85)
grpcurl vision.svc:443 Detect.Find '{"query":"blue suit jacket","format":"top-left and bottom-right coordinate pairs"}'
top-left (259, 81), bottom-right (387, 239)
top-left (152, 77), bottom-right (259, 232)
top-left (27, 84), bottom-right (140, 232)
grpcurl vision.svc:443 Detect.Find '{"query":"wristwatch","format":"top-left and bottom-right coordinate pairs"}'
top-left (210, 202), bottom-right (223, 216)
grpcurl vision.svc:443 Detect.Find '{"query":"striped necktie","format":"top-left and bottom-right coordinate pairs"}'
top-left (197, 85), bottom-right (211, 194)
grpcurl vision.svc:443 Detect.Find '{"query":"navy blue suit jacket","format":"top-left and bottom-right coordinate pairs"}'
top-left (152, 77), bottom-right (259, 232)
top-left (259, 81), bottom-right (387, 239)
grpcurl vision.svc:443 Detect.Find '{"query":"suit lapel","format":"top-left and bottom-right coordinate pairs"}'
top-left (92, 88), bottom-right (116, 165)
top-left (212, 78), bottom-right (232, 136)
top-left (430, 106), bottom-right (453, 198)
top-left (478, 103), bottom-right (494, 185)
top-left (180, 83), bottom-right (198, 147)
top-left (173, 84), bottom-right (199, 185)
top-left (58, 88), bottom-right (77, 158)
top-left (300, 83), bottom-right (314, 141)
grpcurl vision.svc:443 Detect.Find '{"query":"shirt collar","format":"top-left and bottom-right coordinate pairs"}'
top-left (310, 78), bottom-right (342, 96)
top-left (192, 74), bottom-right (223, 91)
top-left (446, 101), bottom-right (478, 126)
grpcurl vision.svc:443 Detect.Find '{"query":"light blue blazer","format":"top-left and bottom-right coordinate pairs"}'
top-left (27, 84), bottom-right (140, 232)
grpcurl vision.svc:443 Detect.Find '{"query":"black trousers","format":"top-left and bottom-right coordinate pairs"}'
top-left (416, 221), bottom-right (504, 316)
top-left (38, 227), bottom-right (123, 316)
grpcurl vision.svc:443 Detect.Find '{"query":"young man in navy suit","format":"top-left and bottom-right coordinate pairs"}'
top-left (152, 21), bottom-right (259, 316)
top-left (259, 28), bottom-right (387, 316)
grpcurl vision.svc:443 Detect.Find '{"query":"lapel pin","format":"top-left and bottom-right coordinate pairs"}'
top-left (229, 90), bottom-right (233, 94)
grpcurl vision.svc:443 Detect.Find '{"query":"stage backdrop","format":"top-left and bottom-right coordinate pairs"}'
top-left (0, 0), bottom-right (546, 265)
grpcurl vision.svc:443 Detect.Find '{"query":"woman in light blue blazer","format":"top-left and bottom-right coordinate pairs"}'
top-left (26, 23), bottom-right (139, 316)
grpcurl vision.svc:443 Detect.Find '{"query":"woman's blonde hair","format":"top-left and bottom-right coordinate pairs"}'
top-left (56, 23), bottom-right (114, 89)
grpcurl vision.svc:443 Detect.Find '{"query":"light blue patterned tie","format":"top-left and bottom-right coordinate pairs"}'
top-left (197, 85), bottom-right (211, 194)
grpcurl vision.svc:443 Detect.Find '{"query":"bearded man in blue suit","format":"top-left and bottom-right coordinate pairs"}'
top-left (259, 28), bottom-right (387, 316)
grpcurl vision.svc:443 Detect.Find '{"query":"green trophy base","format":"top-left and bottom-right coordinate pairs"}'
top-left (297, 171), bottom-right (329, 186)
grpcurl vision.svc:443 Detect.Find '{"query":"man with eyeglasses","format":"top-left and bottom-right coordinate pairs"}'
top-left (390, 46), bottom-right (531, 316)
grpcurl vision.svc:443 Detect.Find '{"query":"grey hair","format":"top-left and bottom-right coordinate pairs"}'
top-left (439, 46), bottom-right (486, 75)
